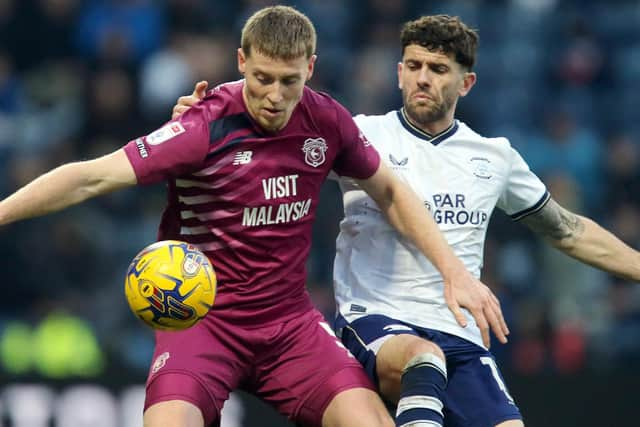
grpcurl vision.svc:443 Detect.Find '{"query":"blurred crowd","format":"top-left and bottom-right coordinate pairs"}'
top-left (0, 0), bottom-right (639, 383)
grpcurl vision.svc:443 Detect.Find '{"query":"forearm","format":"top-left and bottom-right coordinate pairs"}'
top-left (0, 151), bottom-right (138, 227)
top-left (555, 216), bottom-right (640, 281)
top-left (0, 162), bottom-right (98, 225)
top-left (379, 182), bottom-right (463, 277)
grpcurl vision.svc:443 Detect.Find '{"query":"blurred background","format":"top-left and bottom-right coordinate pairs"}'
top-left (0, 0), bottom-right (639, 426)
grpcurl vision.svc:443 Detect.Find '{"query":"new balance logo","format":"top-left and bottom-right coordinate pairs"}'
top-left (233, 151), bottom-right (253, 165)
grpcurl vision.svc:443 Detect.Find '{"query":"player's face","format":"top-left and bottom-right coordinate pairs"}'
top-left (238, 48), bottom-right (316, 132)
top-left (398, 44), bottom-right (476, 132)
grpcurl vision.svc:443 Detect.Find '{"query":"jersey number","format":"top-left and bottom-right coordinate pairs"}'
top-left (480, 356), bottom-right (515, 404)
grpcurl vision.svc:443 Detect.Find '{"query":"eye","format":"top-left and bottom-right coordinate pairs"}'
top-left (406, 62), bottom-right (420, 71)
top-left (255, 74), bottom-right (273, 84)
top-left (431, 65), bottom-right (448, 74)
top-left (282, 77), bottom-right (300, 86)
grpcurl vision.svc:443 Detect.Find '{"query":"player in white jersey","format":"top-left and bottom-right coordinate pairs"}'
top-left (173, 14), bottom-right (640, 427)
top-left (334, 114), bottom-right (543, 349)
top-left (332, 15), bottom-right (640, 427)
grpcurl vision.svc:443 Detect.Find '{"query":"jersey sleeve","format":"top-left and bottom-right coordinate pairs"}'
top-left (331, 104), bottom-right (380, 179)
top-left (123, 104), bottom-right (211, 185)
top-left (496, 145), bottom-right (550, 220)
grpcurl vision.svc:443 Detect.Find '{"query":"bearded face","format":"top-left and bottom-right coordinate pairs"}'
top-left (402, 79), bottom-right (458, 127)
top-left (398, 44), bottom-right (474, 133)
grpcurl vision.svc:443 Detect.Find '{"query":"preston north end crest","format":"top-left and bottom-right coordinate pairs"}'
top-left (302, 137), bottom-right (328, 167)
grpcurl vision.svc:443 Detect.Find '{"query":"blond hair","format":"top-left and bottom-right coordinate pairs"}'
top-left (241, 6), bottom-right (316, 60)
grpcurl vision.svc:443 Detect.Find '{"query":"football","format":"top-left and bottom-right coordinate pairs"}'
top-left (125, 240), bottom-right (216, 330)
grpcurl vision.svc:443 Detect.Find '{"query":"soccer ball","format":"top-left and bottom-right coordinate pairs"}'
top-left (125, 240), bottom-right (216, 330)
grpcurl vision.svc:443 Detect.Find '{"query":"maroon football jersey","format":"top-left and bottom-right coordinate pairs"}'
top-left (123, 80), bottom-right (380, 325)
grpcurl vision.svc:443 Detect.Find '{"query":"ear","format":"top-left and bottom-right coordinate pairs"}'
top-left (397, 62), bottom-right (403, 90)
top-left (237, 48), bottom-right (246, 74)
top-left (459, 71), bottom-right (476, 97)
top-left (306, 54), bottom-right (317, 81)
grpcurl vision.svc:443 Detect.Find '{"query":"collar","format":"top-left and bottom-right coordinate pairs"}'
top-left (396, 108), bottom-right (458, 145)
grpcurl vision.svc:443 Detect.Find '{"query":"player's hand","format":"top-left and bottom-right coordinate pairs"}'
top-left (171, 80), bottom-right (208, 119)
top-left (443, 269), bottom-right (509, 348)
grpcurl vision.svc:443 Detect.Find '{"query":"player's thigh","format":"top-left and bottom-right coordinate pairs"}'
top-left (144, 400), bottom-right (204, 427)
top-left (443, 348), bottom-right (521, 427)
top-left (322, 387), bottom-right (393, 427)
top-left (256, 310), bottom-right (386, 426)
top-left (145, 316), bottom-right (251, 426)
top-left (376, 333), bottom-right (445, 403)
top-left (336, 314), bottom-right (431, 402)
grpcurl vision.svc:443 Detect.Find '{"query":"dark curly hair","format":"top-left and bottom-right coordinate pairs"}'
top-left (401, 15), bottom-right (479, 70)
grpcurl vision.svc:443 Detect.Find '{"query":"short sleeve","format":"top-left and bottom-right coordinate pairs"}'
top-left (331, 103), bottom-right (380, 179)
top-left (123, 104), bottom-right (211, 185)
top-left (496, 146), bottom-right (550, 220)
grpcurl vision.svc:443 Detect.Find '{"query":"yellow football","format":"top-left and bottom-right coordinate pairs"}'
top-left (124, 240), bottom-right (216, 330)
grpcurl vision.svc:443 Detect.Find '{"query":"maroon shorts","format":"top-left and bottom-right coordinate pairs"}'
top-left (144, 308), bottom-right (374, 426)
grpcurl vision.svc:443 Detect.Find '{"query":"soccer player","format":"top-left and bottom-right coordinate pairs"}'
top-left (0, 7), bottom-right (509, 427)
top-left (174, 14), bottom-right (640, 427)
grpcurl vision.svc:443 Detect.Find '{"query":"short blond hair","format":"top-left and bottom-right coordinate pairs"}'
top-left (241, 6), bottom-right (316, 60)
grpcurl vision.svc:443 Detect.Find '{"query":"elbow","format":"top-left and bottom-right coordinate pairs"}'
top-left (548, 235), bottom-right (578, 255)
top-left (559, 236), bottom-right (579, 251)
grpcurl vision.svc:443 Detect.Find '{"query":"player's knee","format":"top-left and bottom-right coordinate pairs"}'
top-left (401, 349), bottom-right (447, 387)
top-left (404, 338), bottom-right (445, 366)
top-left (321, 388), bottom-right (393, 427)
top-left (143, 400), bottom-right (206, 427)
top-left (144, 372), bottom-right (219, 426)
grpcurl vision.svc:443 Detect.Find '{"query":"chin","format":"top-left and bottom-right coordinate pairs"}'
top-left (260, 120), bottom-right (283, 132)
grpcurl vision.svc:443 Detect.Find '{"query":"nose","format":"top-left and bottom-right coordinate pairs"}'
top-left (266, 82), bottom-right (284, 105)
top-left (417, 67), bottom-right (431, 88)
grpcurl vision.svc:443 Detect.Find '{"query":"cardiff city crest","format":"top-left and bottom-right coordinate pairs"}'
top-left (302, 137), bottom-right (327, 167)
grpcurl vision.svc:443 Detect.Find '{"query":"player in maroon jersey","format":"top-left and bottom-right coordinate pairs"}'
top-left (0, 6), bottom-right (507, 427)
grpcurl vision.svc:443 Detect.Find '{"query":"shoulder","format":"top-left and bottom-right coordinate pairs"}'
top-left (301, 87), bottom-right (353, 120)
top-left (298, 88), bottom-right (361, 140)
top-left (175, 80), bottom-right (250, 142)
top-left (207, 79), bottom-right (244, 99)
top-left (302, 86), bottom-right (339, 107)
top-left (198, 80), bottom-right (246, 119)
top-left (353, 111), bottom-right (398, 133)
top-left (456, 121), bottom-right (513, 151)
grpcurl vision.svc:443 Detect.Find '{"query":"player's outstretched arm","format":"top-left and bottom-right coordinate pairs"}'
top-left (0, 149), bottom-right (137, 226)
top-left (521, 197), bottom-right (640, 281)
top-left (356, 161), bottom-right (509, 348)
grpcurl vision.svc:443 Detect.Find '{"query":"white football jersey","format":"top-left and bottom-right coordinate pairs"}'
top-left (333, 109), bottom-right (549, 348)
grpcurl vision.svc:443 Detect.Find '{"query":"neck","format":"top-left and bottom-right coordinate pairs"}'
top-left (402, 108), bottom-right (455, 137)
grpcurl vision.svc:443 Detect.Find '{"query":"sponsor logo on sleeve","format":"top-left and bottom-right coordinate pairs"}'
top-left (146, 122), bottom-right (186, 145)
top-left (302, 137), bottom-right (327, 167)
top-left (135, 138), bottom-right (148, 158)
